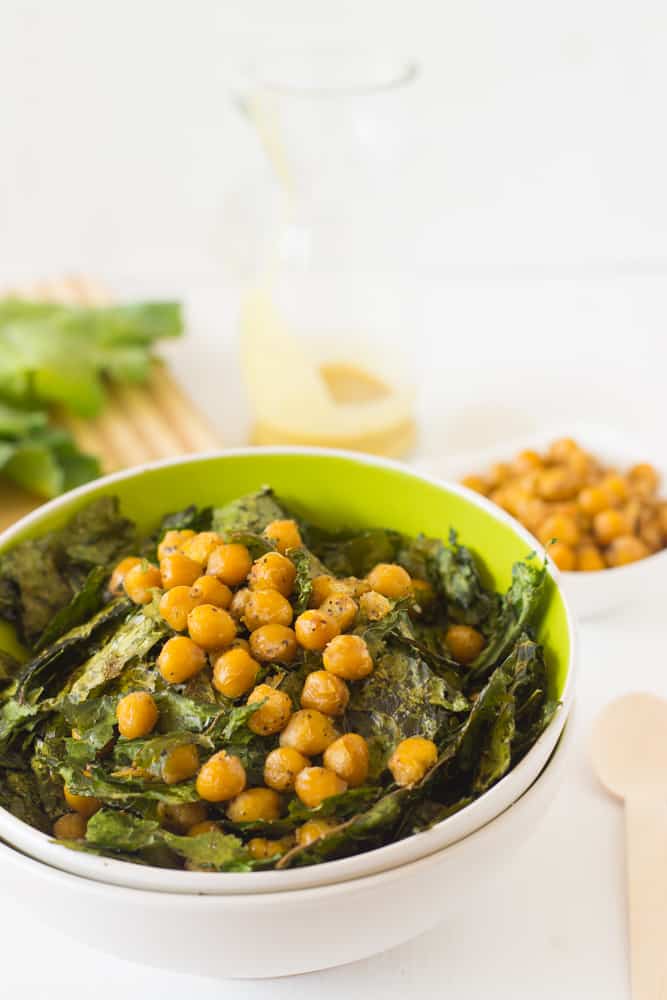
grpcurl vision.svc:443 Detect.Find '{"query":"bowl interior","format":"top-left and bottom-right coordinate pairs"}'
top-left (0, 450), bottom-right (571, 696)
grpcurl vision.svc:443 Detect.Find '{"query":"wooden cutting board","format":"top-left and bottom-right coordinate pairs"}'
top-left (0, 276), bottom-right (222, 531)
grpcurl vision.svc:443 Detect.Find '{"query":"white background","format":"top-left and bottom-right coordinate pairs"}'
top-left (1, 1), bottom-right (667, 996)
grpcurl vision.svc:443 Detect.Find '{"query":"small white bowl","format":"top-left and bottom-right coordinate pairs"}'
top-left (420, 423), bottom-right (667, 621)
top-left (0, 718), bottom-right (572, 979)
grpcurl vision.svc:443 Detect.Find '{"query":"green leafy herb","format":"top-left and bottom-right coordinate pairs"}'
top-left (0, 401), bottom-right (100, 499)
top-left (0, 300), bottom-right (183, 417)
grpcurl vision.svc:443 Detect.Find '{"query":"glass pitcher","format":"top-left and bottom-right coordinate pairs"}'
top-left (234, 46), bottom-right (420, 458)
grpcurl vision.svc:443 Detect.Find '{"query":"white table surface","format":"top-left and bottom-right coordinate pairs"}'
top-left (2, 277), bottom-right (665, 998)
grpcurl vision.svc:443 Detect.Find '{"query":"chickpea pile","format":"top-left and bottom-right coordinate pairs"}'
top-left (462, 437), bottom-right (667, 572)
top-left (56, 521), bottom-right (440, 854)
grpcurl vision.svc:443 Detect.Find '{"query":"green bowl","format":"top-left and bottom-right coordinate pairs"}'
top-left (0, 448), bottom-right (575, 895)
top-left (0, 447), bottom-right (572, 693)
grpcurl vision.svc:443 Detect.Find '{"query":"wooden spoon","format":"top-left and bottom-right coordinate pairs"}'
top-left (591, 693), bottom-right (667, 1000)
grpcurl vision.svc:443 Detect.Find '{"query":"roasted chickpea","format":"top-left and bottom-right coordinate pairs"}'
top-left (593, 509), bottom-right (629, 546)
top-left (226, 787), bottom-right (282, 823)
top-left (207, 543), bottom-right (253, 587)
top-left (294, 610), bottom-right (340, 651)
top-left (279, 709), bottom-right (339, 755)
top-left (295, 766), bottom-right (347, 808)
top-left (263, 746), bottom-right (310, 792)
top-left (659, 503), bottom-right (667, 539)
top-left (116, 691), bottom-right (159, 739)
top-left (488, 461), bottom-right (512, 488)
top-left (578, 486), bottom-right (608, 517)
top-left (537, 512), bottom-right (580, 547)
top-left (388, 736), bottom-right (438, 786)
top-left (248, 552), bottom-right (296, 596)
top-left (576, 542), bottom-right (606, 572)
top-left (323, 733), bottom-right (369, 787)
top-left (547, 437), bottom-right (580, 463)
top-left (63, 786), bottom-right (101, 819)
top-left (514, 496), bottom-right (548, 531)
top-left (444, 624), bottom-right (485, 665)
top-left (158, 635), bottom-right (206, 684)
top-left (123, 562), bottom-right (162, 604)
top-left (536, 467), bottom-right (579, 502)
top-left (249, 624), bottom-right (298, 664)
top-left (319, 594), bottom-right (358, 631)
top-left (601, 474), bottom-right (629, 506)
top-left (296, 818), bottom-right (338, 847)
top-left (158, 801), bottom-right (208, 833)
top-left (514, 449), bottom-right (542, 473)
top-left (212, 647), bottom-right (259, 699)
top-left (300, 670), bottom-right (349, 716)
top-left (322, 634), bottom-right (373, 680)
top-left (196, 750), bottom-right (246, 802)
top-left (247, 684), bottom-right (293, 735)
top-left (243, 589), bottom-right (294, 631)
top-left (366, 563), bottom-right (412, 599)
top-left (159, 585), bottom-right (197, 631)
top-left (359, 590), bottom-right (391, 621)
top-left (158, 529), bottom-right (196, 561)
top-left (109, 556), bottom-right (141, 596)
top-left (53, 813), bottom-right (88, 840)
top-left (607, 535), bottom-right (650, 567)
top-left (248, 835), bottom-right (295, 860)
top-left (639, 512), bottom-right (663, 552)
top-left (189, 575), bottom-right (233, 609)
top-left (181, 531), bottom-right (223, 565)
top-left (187, 820), bottom-right (220, 836)
top-left (162, 743), bottom-right (200, 785)
top-left (548, 541), bottom-right (576, 571)
top-left (310, 574), bottom-right (337, 606)
top-left (229, 587), bottom-right (251, 621)
top-left (159, 552), bottom-right (202, 590)
top-left (628, 463), bottom-right (660, 498)
top-left (460, 474), bottom-right (489, 495)
top-left (263, 519), bottom-right (303, 553)
top-left (187, 604), bottom-right (236, 650)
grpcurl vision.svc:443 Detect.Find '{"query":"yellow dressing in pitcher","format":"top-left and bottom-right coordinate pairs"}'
top-left (240, 289), bottom-right (416, 457)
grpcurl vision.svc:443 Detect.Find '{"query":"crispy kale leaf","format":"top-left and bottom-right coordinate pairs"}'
top-left (0, 496), bottom-right (135, 647)
top-left (82, 809), bottom-right (253, 871)
top-left (466, 557), bottom-right (547, 685)
top-left (308, 527), bottom-right (402, 577)
top-left (213, 488), bottom-right (287, 535)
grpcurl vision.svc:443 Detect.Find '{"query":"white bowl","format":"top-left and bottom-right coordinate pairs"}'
top-left (419, 423), bottom-right (667, 621)
top-left (0, 447), bottom-right (575, 895)
top-left (0, 718), bottom-right (572, 979)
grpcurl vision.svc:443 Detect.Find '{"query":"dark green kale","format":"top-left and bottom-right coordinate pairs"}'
top-left (140, 505), bottom-right (213, 561)
top-left (0, 496), bottom-right (135, 646)
top-left (308, 527), bottom-right (402, 577)
top-left (212, 488), bottom-right (287, 535)
top-left (0, 492), bottom-right (559, 875)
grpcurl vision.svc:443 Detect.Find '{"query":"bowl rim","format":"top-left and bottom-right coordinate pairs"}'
top-left (0, 713), bottom-right (573, 908)
top-left (418, 420), bottom-right (667, 580)
top-left (0, 445), bottom-right (577, 895)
